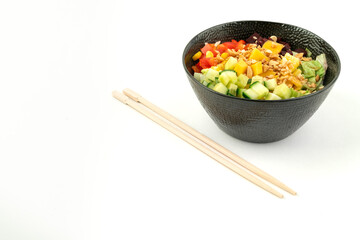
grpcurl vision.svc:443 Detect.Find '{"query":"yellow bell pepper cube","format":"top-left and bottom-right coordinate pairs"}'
top-left (234, 59), bottom-right (248, 75)
top-left (262, 40), bottom-right (284, 54)
top-left (251, 62), bottom-right (263, 76)
top-left (249, 48), bottom-right (269, 61)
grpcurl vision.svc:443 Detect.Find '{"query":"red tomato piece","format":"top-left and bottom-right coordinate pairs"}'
top-left (199, 57), bottom-right (211, 69)
top-left (208, 57), bottom-right (218, 66)
top-left (199, 57), bottom-right (218, 69)
top-left (235, 41), bottom-right (245, 51)
top-left (216, 44), bottom-right (228, 54)
top-left (201, 43), bottom-right (217, 55)
top-left (223, 41), bottom-right (237, 49)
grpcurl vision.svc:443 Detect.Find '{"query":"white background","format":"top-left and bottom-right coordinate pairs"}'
top-left (1, 0), bottom-right (359, 239)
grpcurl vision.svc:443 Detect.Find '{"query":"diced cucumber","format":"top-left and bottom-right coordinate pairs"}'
top-left (225, 57), bottom-right (237, 70)
top-left (236, 74), bottom-right (249, 88)
top-left (249, 81), bottom-right (259, 88)
top-left (213, 82), bottom-right (228, 95)
top-left (208, 82), bottom-right (216, 89)
top-left (250, 76), bottom-right (264, 85)
top-left (205, 68), bottom-right (219, 81)
top-left (265, 93), bottom-right (282, 100)
top-left (201, 69), bottom-right (209, 75)
top-left (250, 82), bottom-right (269, 99)
top-left (194, 72), bottom-right (203, 82)
top-left (264, 78), bottom-right (277, 90)
top-left (243, 89), bottom-right (258, 99)
top-left (219, 70), bottom-right (237, 86)
top-left (219, 76), bottom-right (230, 86)
top-left (243, 82), bottom-right (269, 99)
top-left (219, 70), bottom-right (236, 75)
top-left (202, 78), bottom-right (211, 87)
top-left (227, 83), bottom-right (238, 96)
top-left (273, 83), bottom-right (291, 99)
top-left (237, 88), bottom-right (246, 98)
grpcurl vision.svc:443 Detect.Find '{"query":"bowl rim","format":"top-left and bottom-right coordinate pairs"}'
top-left (182, 20), bottom-right (341, 103)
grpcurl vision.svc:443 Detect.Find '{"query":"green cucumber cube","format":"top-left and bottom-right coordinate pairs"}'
top-left (265, 93), bottom-right (282, 100)
top-left (264, 78), bottom-right (277, 91)
top-left (236, 74), bottom-right (249, 88)
top-left (213, 83), bottom-right (228, 95)
top-left (194, 72), bottom-right (203, 82)
top-left (243, 89), bottom-right (258, 99)
top-left (205, 68), bottom-right (219, 81)
top-left (224, 57), bottom-right (238, 70)
top-left (227, 83), bottom-right (238, 96)
top-left (250, 76), bottom-right (264, 85)
top-left (219, 71), bottom-right (237, 86)
top-left (249, 82), bottom-right (269, 99)
top-left (273, 84), bottom-right (291, 99)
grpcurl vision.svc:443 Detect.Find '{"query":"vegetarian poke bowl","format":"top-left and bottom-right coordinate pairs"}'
top-left (183, 21), bottom-right (340, 143)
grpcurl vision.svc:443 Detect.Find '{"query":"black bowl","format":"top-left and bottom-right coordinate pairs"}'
top-left (183, 20), bottom-right (341, 143)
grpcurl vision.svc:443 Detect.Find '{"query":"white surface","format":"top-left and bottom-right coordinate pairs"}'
top-left (1, 0), bottom-right (359, 239)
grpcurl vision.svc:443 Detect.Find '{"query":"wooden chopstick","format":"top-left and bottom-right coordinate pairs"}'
top-left (122, 88), bottom-right (296, 196)
top-left (113, 90), bottom-right (284, 198)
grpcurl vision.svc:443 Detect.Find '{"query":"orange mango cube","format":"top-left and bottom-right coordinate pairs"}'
top-left (251, 62), bottom-right (263, 76)
top-left (262, 40), bottom-right (284, 54)
top-left (234, 59), bottom-right (248, 75)
top-left (249, 48), bottom-right (269, 61)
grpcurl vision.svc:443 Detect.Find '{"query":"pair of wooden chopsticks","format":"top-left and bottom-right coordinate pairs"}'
top-left (113, 88), bottom-right (296, 198)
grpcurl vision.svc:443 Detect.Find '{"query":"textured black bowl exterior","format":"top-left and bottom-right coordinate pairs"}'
top-left (183, 21), bottom-right (341, 143)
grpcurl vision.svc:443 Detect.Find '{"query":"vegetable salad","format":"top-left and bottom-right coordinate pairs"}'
top-left (191, 33), bottom-right (327, 100)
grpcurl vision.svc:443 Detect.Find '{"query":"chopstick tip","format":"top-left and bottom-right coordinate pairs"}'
top-left (286, 188), bottom-right (297, 196)
top-left (276, 192), bottom-right (284, 199)
top-left (123, 88), bottom-right (141, 102)
top-left (112, 90), bottom-right (128, 104)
